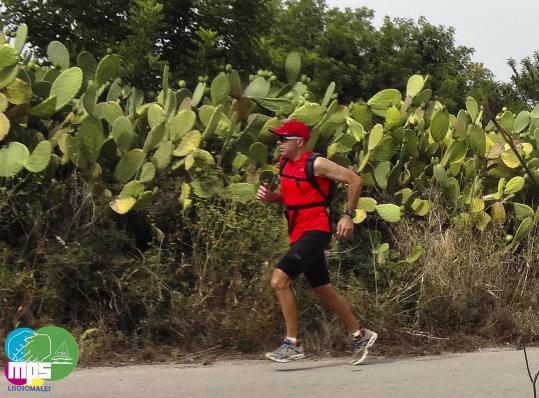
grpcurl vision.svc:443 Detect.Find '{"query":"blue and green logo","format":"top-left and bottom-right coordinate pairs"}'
top-left (4, 326), bottom-right (78, 390)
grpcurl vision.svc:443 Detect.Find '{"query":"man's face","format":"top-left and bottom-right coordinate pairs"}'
top-left (277, 136), bottom-right (302, 158)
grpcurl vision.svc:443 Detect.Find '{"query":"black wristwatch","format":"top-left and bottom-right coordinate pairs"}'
top-left (343, 209), bottom-right (356, 218)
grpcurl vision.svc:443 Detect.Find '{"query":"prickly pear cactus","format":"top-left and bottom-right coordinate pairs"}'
top-left (1, 23), bottom-right (538, 258)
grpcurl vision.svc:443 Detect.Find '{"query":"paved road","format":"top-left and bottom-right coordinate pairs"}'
top-left (2, 348), bottom-right (538, 397)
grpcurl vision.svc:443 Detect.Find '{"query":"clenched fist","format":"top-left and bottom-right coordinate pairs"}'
top-left (256, 183), bottom-right (280, 202)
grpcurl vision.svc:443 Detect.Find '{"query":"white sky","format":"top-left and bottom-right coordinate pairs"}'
top-left (327, 0), bottom-right (539, 82)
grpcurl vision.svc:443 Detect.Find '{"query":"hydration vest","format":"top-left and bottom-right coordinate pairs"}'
top-left (279, 152), bottom-right (335, 240)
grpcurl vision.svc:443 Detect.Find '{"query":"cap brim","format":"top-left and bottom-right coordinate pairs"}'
top-left (269, 128), bottom-right (285, 135)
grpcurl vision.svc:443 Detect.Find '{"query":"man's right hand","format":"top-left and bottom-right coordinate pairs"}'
top-left (256, 183), bottom-right (277, 202)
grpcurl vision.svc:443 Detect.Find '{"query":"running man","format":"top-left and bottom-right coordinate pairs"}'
top-left (256, 120), bottom-right (377, 365)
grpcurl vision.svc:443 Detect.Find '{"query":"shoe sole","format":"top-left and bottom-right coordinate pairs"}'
top-left (351, 332), bottom-right (378, 365)
top-left (265, 353), bottom-right (306, 363)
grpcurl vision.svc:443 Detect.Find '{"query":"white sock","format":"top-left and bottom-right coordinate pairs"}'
top-left (352, 329), bottom-right (364, 338)
top-left (285, 336), bottom-right (297, 344)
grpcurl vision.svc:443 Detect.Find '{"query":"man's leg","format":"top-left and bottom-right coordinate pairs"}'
top-left (265, 268), bottom-right (305, 362)
top-left (313, 283), bottom-right (377, 365)
top-left (270, 268), bottom-right (298, 338)
top-left (312, 283), bottom-right (361, 334)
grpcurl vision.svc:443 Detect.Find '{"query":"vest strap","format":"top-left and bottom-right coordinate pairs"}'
top-left (280, 173), bottom-right (309, 181)
top-left (286, 201), bottom-right (328, 210)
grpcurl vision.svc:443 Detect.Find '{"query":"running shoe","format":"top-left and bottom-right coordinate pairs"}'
top-left (351, 329), bottom-right (377, 365)
top-left (265, 338), bottom-right (306, 363)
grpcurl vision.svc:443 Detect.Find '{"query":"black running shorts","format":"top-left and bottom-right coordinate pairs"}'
top-left (276, 231), bottom-right (332, 288)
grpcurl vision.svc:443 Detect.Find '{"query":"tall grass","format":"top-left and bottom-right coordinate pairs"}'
top-left (1, 176), bottom-right (538, 363)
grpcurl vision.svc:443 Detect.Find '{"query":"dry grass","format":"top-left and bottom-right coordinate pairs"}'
top-left (2, 182), bottom-right (538, 364)
top-left (387, 206), bottom-right (539, 341)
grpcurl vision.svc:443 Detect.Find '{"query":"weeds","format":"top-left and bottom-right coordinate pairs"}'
top-left (0, 176), bottom-right (538, 363)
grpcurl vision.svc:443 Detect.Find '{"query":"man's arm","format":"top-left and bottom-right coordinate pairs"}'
top-left (256, 183), bottom-right (283, 203)
top-left (313, 157), bottom-right (362, 239)
top-left (313, 157), bottom-right (362, 212)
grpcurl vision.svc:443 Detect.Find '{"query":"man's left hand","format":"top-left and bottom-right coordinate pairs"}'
top-left (335, 216), bottom-right (354, 240)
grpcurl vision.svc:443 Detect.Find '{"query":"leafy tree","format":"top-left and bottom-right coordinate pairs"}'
top-left (117, 0), bottom-right (167, 90)
top-left (188, 28), bottom-right (224, 79)
top-left (266, 3), bottom-right (495, 111)
top-left (1, 0), bottom-right (130, 56)
top-left (263, 2), bottom-right (376, 98)
top-left (313, 6), bottom-right (376, 99)
top-left (271, 0), bottom-right (326, 51)
top-left (508, 53), bottom-right (539, 106)
top-left (156, 0), bottom-right (200, 84)
top-left (363, 17), bottom-right (479, 111)
top-left (0, 0), bottom-right (524, 112)
top-left (1, 0), bottom-right (196, 88)
top-left (465, 63), bottom-right (526, 114)
top-left (194, 0), bottom-right (278, 73)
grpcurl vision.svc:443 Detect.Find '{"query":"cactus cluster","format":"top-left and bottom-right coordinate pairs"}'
top-left (1, 24), bottom-right (538, 264)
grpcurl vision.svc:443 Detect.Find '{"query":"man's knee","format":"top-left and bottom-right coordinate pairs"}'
top-left (271, 269), bottom-right (292, 290)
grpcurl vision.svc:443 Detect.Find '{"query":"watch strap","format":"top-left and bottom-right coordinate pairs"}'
top-left (344, 209), bottom-right (355, 218)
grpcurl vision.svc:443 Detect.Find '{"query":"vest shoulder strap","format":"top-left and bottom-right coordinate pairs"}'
top-left (279, 157), bottom-right (288, 175)
top-left (305, 153), bottom-right (331, 204)
top-left (304, 152), bottom-right (320, 183)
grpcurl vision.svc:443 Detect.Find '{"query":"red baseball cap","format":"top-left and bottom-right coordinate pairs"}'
top-left (269, 120), bottom-right (310, 141)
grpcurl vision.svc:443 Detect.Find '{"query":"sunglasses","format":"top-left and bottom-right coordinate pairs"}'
top-left (276, 136), bottom-right (301, 143)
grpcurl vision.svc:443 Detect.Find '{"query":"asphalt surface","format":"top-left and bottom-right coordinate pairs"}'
top-left (2, 347), bottom-right (539, 398)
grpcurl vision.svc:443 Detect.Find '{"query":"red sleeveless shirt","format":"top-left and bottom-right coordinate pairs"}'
top-left (280, 151), bottom-right (331, 243)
